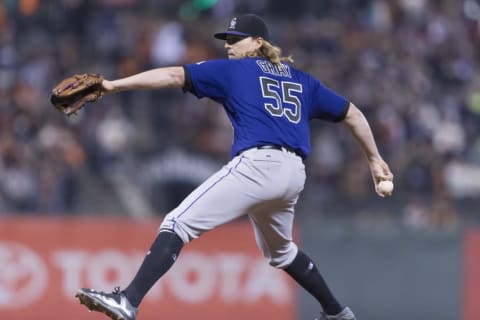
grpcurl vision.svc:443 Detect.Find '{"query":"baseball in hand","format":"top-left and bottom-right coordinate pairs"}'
top-left (378, 180), bottom-right (394, 194)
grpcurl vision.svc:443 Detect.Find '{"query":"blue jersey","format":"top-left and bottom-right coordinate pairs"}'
top-left (184, 57), bottom-right (349, 159)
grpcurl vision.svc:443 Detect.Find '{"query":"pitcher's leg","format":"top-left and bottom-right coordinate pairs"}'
top-left (125, 156), bottom-right (257, 306)
top-left (123, 231), bottom-right (184, 307)
top-left (249, 201), bottom-right (298, 268)
top-left (284, 250), bottom-right (343, 316)
top-left (249, 205), bottom-right (343, 316)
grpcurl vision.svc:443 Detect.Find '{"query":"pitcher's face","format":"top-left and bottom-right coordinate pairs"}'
top-left (224, 35), bottom-right (263, 59)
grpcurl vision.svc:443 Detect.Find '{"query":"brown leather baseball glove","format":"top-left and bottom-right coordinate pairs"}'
top-left (50, 73), bottom-right (104, 115)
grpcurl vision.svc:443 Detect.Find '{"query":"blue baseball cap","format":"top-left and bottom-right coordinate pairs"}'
top-left (214, 14), bottom-right (270, 41)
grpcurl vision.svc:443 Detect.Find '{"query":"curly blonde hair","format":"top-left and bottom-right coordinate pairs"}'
top-left (246, 39), bottom-right (294, 65)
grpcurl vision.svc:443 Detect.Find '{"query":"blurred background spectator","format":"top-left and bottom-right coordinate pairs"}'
top-left (1, 0), bottom-right (479, 231)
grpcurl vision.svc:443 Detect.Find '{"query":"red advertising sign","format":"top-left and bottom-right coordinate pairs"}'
top-left (0, 217), bottom-right (296, 320)
top-left (464, 229), bottom-right (480, 320)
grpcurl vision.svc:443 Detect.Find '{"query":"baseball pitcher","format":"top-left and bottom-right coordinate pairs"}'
top-left (71, 14), bottom-right (394, 320)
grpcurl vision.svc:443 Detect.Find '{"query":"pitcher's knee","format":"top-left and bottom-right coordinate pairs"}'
top-left (159, 217), bottom-right (195, 244)
top-left (268, 242), bottom-right (298, 268)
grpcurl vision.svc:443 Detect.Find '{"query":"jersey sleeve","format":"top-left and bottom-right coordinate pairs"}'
top-left (183, 59), bottom-right (231, 100)
top-left (309, 76), bottom-right (350, 122)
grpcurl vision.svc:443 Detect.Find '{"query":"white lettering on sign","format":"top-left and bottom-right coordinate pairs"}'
top-left (0, 243), bottom-right (292, 309)
top-left (52, 250), bottom-right (144, 294)
top-left (167, 252), bottom-right (217, 303)
top-left (244, 259), bottom-right (290, 304)
top-left (51, 250), bottom-right (87, 294)
top-left (216, 253), bottom-right (248, 302)
top-left (52, 250), bottom-right (291, 304)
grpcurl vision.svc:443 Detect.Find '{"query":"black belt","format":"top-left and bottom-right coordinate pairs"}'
top-left (255, 144), bottom-right (305, 160)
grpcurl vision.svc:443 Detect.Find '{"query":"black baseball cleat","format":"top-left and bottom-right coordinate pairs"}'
top-left (75, 287), bottom-right (138, 320)
top-left (316, 307), bottom-right (356, 320)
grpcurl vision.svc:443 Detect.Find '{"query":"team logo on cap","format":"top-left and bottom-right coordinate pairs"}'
top-left (229, 17), bottom-right (237, 30)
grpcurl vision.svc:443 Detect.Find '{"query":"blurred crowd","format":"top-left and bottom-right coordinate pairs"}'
top-left (1, 0), bottom-right (479, 229)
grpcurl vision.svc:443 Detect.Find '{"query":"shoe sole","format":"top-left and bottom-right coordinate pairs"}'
top-left (75, 289), bottom-right (126, 320)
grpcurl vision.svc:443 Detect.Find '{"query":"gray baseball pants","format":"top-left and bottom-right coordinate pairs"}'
top-left (159, 147), bottom-right (306, 268)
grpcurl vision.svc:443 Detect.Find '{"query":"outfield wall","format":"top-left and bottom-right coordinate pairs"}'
top-left (299, 218), bottom-right (467, 320)
top-left (0, 217), bottom-right (295, 320)
top-left (0, 217), bottom-right (476, 320)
